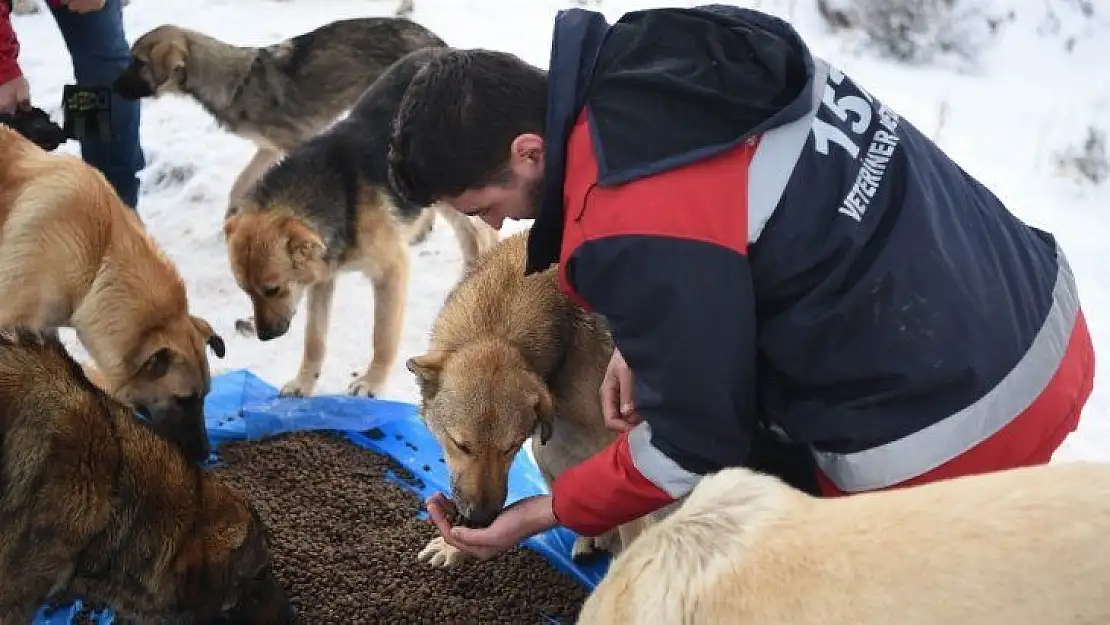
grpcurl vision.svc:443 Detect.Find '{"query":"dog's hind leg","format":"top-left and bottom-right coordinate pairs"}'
top-left (348, 241), bottom-right (410, 397)
top-left (225, 146), bottom-right (284, 219)
top-left (279, 278), bottom-right (336, 397)
top-left (432, 203), bottom-right (500, 271)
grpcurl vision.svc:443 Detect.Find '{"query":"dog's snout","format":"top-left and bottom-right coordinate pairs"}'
top-left (255, 320), bottom-right (290, 341)
top-left (461, 506), bottom-right (499, 529)
top-left (150, 398), bottom-right (212, 463)
top-left (112, 69), bottom-right (153, 100)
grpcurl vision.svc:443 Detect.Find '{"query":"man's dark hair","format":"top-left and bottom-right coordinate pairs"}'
top-left (388, 49), bottom-right (548, 207)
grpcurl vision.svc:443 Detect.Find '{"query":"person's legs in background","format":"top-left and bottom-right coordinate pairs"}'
top-left (50, 0), bottom-right (145, 211)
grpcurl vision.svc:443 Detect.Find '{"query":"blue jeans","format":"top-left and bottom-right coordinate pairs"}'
top-left (50, 0), bottom-right (145, 211)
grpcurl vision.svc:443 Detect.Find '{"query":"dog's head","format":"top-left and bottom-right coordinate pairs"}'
top-left (113, 25), bottom-right (192, 100)
top-left (223, 209), bottom-right (328, 342)
top-left (175, 487), bottom-right (295, 624)
top-left (108, 314), bottom-right (226, 463)
top-left (408, 340), bottom-right (555, 528)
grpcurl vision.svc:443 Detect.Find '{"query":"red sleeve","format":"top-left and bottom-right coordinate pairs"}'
top-left (550, 429), bottom-right (678, 537)
top-left (0, 2), bottom-right (23, 86)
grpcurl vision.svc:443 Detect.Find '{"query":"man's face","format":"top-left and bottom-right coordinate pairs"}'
top-left (444, 133), bottom-right (545, 230)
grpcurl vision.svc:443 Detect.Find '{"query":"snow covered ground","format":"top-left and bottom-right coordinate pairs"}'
top-left (10, 0), bottom-right (1109, 460)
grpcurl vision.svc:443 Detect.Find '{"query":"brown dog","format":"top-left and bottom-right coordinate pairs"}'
top-left (0, 125), bottom-right (225, 462)
top-left (408, 231), bottom-right (651, 568)
top-left (0, 327), bottom-right (293, 624)
top-left (223, 46), bottom-right (498, 399)
top-left (577, 461), bottom-right (1110, 625)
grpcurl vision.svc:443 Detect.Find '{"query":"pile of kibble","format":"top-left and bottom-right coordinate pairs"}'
top-left (210, 431), bottom-right (589, 624)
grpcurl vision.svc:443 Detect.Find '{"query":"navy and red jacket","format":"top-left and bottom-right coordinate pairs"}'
top-left (528, 5), bottom-right (1092, 538)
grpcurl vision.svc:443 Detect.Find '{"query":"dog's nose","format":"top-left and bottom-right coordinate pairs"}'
top-left (255, 320), bottom-right (289, 341)
top-left (256, 325), bottom-right (285, 341)
top-left (462, 508), bottom-right (498, 529)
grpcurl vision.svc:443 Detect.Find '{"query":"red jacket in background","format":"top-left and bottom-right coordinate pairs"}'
top-left (0, 0), bottom-right (63, 85)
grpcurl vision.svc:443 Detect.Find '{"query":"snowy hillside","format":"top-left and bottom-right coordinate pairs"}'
top-left (9, 0), bottom-right (1109, 460)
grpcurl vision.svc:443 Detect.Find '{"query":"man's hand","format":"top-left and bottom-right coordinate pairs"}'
top-left (601, 347), bottom-right (640, 432)
top-left (0, 76), bottom-right (30, 116)
top-left (60, 0), bottom-right (107, 13)
top-left (425, 492), bottom-right (558, 561)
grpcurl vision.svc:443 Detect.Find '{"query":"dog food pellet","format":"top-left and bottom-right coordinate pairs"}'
top-left (211, 431), bottom-right (588, 623)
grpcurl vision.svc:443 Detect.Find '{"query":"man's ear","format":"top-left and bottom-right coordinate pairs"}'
top-left (509, 133), bottom-right (545, 168)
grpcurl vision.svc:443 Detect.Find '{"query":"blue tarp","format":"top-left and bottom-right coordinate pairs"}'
top-left (34, 369), bottom-right (610, 624)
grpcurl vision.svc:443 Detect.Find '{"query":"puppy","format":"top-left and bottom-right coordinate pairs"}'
top-left (0, 124), bottom-right (225, 462)
top-left (224, 46), bottom-right (497, 399)
top-left (113, 17), bottom-right (447, 215)
top-left (577, 462), bottom-right (1110, 625)
top-left (409, 231), bottom-right (652, 568)
top-left (0, 327), bottom-right (293, 624)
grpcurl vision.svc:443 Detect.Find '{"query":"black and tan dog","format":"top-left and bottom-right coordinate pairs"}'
top-left (223, 46), bottom-right (498, 400)
top-left (0, 327), bottom-right (293, 624)
top-left (112, 17), bottom-right (448, 215)
top-left (0, 125), bottom-right (224, 463)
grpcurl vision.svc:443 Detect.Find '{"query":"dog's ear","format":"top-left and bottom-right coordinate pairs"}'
top-left (222, 213), bottom-right (241, 240)
top-left (528, 383), bottom-right (556, 445)
top-left (280, 218), bottom-right (326, 270)
top-left (191, 315), bottom-right (226, 359)
top-left (136, 344), bottom-right (176, 380)
top-left (406, 350), bottom-right (449, 393)
top-left (150, 39), bottom-right (187, 88)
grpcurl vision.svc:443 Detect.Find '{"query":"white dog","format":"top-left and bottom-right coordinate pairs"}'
top-left (578, 461), bottom-right (1110, 625)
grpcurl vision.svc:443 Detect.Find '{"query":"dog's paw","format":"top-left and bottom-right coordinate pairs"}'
top-left (571, 536), bottom-right (606, 562)
top-left (279, 376), bottom-right (316, 398)
top-left (347, 375), bottom-right (382, 398)
top-left (593, 530), bottom-right (624, 555)
top-left (417, 537), bottom-right (469, 568)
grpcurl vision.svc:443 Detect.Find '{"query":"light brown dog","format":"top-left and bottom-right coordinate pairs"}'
top-left (223, 46), bottom-right (498, 399)
top-left (577, 461), bottom-right (1110, 625)
top-left (0, 125), bottom-right (225, 462)
top-left (0, 327), bottom-right (293, 624)
top-left (408, 231), bottom-right (651, 568)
